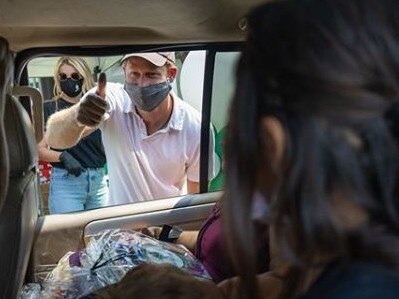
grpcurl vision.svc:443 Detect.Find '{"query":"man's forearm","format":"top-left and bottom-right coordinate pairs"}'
top-left (187, 180), bottom-right (200, 194)
top-left (46, 105), bottom-right (86, 149)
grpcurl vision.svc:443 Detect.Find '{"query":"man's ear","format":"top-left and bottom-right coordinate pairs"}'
top-left (168, 65), bottom-right (178, 82)
top-left (260, 116), bottom-right (286, 174)
top-left (122, 61), bottom-right (127, 79)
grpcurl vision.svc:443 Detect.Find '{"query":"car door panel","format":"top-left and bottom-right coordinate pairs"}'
top-left (34, 191), bottom-right (220, 279)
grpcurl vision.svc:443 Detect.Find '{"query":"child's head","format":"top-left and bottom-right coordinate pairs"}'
top-left (90, 263), bottom-right (223, 299)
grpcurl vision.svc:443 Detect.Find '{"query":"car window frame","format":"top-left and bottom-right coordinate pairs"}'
top-left (14, 42), bottom-right (243, 203)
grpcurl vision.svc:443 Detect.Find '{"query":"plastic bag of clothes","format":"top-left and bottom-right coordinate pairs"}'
top-left (20, 229), bottom-right (210, 298)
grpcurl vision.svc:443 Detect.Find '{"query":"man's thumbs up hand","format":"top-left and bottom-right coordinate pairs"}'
top-left (96, 72), bottom-right (106, 98)
top-left (76, 73), bottom-right (108, 127)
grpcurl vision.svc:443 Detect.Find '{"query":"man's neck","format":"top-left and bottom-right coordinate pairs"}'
top-left (138, 94), bottom-right (174, 135)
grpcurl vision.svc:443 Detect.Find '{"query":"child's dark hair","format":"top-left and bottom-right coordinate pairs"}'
top-left (85, 263), bottom-right (222, 299)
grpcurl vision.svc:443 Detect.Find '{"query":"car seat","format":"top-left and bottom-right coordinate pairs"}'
top-left (0, 38), bottom-right (40, 299)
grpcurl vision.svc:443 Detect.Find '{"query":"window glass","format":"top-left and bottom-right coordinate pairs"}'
top-left (209, 52), bottom-right (241, 191)
top-left (27, 51), bottom-right (207, 215)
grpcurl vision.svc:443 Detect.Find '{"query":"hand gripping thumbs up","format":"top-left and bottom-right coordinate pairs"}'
top-left (76, 73), bottom-right (108, 127)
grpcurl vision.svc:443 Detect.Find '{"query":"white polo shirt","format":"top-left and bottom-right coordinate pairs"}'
top-left (93, 83), bottom-right (214, 205)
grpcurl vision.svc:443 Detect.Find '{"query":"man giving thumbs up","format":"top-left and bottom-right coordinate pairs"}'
top-left (46, 52), bottom-right (215, 205)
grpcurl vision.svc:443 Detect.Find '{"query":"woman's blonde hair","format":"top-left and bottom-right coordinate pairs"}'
top-left (53, 56), bottom-right (95, 99)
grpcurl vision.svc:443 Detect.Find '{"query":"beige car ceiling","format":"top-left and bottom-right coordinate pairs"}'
top-left (0, 0), bottom-right (268, 52)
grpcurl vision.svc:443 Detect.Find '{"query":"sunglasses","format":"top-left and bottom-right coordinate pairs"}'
top-left (58, 72), bottom-right (82, 81)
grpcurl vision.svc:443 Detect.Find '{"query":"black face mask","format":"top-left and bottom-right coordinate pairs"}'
top-left (60, 78), bottom-right (83, 98)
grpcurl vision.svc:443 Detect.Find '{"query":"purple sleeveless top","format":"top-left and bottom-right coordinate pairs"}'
top-left (194, 203), bottom-right (234, 282)
top-left (195, 203), bottom-right (270, 282)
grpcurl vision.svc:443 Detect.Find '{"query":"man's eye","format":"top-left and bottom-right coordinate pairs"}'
top-left (147, 73), bottom-right (159, 78)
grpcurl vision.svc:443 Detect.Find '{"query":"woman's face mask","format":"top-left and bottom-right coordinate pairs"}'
top-left (124, 81), bottom-right (172, 112)
top-left (60, 77), bottom-right (83, 98)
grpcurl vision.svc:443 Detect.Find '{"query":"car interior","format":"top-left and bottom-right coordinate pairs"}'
top-left (0, 0), bottom-right (266, 297)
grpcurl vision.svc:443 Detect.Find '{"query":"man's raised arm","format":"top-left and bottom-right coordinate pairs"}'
top-left (46, 105), bottom-right (86, 149)
top-left (46, 73), bottom-right (108, 149)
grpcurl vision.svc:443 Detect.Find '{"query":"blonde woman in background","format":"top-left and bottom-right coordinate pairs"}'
top-left (37, 57), bottom-right (108, 214)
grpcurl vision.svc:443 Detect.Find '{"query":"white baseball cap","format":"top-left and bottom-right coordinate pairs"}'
top-left (121, 52), bottom-right (175, 66)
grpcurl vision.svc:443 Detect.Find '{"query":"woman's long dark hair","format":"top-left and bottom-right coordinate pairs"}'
top-left (224, 0), bottom-right (399, 298)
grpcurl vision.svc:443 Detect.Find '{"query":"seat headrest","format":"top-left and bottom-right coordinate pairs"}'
top-left (4, 94), bottom-right (38, 178)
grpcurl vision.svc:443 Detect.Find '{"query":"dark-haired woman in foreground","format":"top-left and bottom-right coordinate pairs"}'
top-left (223, 0), bottom-right (399, 298)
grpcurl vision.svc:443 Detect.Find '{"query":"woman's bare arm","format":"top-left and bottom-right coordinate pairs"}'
top-left (176, 230), bottom-right (199, 253)
top-left (37, 135), bottom-right (61, 162)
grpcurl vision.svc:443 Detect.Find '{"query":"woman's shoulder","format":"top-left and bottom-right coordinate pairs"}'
top-left (301, 260), bottom-right (399, 299)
